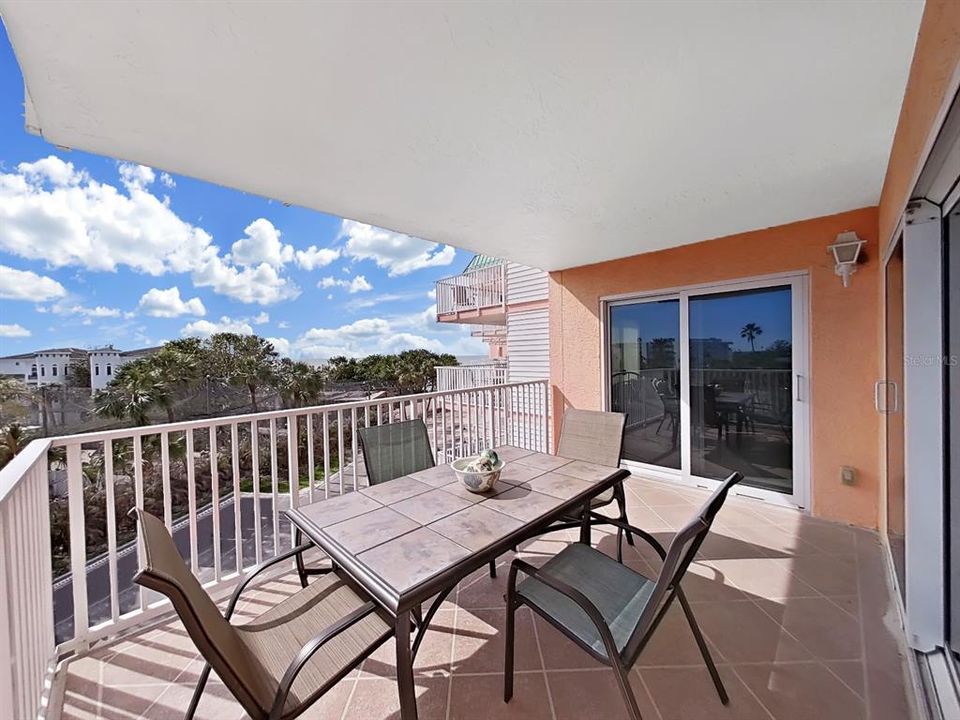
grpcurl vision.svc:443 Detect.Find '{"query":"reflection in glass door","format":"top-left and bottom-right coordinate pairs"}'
top-left (607, 277), bottom-right (805, 504)
top-left (689, 286), bottom-right (794, 493)
top-left (609, 300), bottom-right (681, 469)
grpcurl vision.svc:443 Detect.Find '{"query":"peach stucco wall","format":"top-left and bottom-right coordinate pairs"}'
top-left (878, 0), bottom-right (960, 250)
top-left (549, 207), bottom-right (881, 528)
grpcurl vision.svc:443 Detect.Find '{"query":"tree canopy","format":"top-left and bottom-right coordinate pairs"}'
top-left (92, 334), bottom-right (458, 427)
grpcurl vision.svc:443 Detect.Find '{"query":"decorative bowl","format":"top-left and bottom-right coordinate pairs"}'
top-left (450, 456), bottom-right (506, 493)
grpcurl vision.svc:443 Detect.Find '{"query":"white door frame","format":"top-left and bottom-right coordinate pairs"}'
top-left (600, 271), bottom-right (810, 509)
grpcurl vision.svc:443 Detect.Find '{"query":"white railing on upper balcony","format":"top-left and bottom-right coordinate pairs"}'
top-left (0, 379), bottom-right (549, 718)
top-left (435, 364), bottom-right (508, 391)
top-left (435, 263), bottom-right (506, 316)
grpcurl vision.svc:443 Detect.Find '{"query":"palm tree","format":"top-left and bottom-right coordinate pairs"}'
top-left (93, 359), bottom-right (175, 424)
top-left (209, 333), bottom-right (278, 412)
top-left (0, 423), bottom-right (33, 468)
top-left (276, 359), bottom-right (325, 408)
top-left (740, 322), bottom-right (763, 352)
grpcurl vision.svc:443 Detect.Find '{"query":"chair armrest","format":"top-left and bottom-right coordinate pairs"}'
top-left (224, 541), bottom-right (315, 620)
top-left (507, 558), bottom-right (622, 663)
top-left (268, 601), bottom-right (380, 720)
top-left (586, 514), bottom-right (668, 560)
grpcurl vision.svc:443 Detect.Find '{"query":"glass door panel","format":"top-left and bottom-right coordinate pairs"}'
top-left (609, 299), bottom-right (681, 469)
top-left (688, 286), bottom-right (794, 493)
top-left (885, 242), bottom-right (906, 603)
top-left (946, 206), bottom-right (959, 648)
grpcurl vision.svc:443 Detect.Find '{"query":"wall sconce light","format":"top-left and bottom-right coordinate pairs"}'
top-left (828, 231), bottom-right (865, 287)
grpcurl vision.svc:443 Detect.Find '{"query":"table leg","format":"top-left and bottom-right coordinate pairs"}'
top-left (396, 609), bottom-right (419, 720)
top-left (579, 500), bottom-right (591, 545)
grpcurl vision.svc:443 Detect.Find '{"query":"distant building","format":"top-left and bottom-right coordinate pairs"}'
top-left (0, 345), bottom-right (161, 393)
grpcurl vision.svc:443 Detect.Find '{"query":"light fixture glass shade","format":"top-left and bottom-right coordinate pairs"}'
top-left (828, 231), bottom-right (865, 287)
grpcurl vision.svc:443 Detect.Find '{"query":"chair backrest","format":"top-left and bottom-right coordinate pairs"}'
top-left (623, 472), bottom-right (743, 665)
top-left (358, 418), bottom-right (435, 485)
top-left (132, 510), bottom-right (274, 717)
top-left (556, 409), bottom-right (626, 467)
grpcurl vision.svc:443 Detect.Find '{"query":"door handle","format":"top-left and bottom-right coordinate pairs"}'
top-left (874, 381), bottom-right (900, 414)
top-left (794, 374), bottom-right (802, 402)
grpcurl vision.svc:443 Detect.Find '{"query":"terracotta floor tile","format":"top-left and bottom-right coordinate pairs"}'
top-left (453, 607), bottom-right (542, 674)
top-left (640, 666), bottom-right (772, 720)
top-left (345, 676), bottom-right (449, 720)
top-left (681, 561), bottom-right (748, 602)
top-left (449, 672), bottom-right (553, 720)
top-left (700, 557), bottom-right (819, 599)
top-left (823, 660), bottom-right (865, 699)
top-left (735, 662), bottom-right (865, 720)
top-left (754, 597), bottom-right (862, 661)
top-left (534, 616), bottom-right (608, 670)
top-left (548, 668), bottom-right (659, 720)
top-left (692, 601), bottom-right (812, 663)
top-left (457, 563), bottom-right (511, 609)
top-left (787, 554), bottom-right (859, 596)
top-left (635, 604), bottom-right (725, 667)
top-left (146, 680), bottom-right (246, 719)
top-left (361, 609), bottom-right (456, 678)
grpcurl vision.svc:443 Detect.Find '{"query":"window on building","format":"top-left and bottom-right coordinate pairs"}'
top-left (52, 365), bottom-right (58, 377)
top-left (40, 366), bottom-right (45, 377)
top-left (106, 364), bottom-right (112, 376)
top-left (95, 364), bottom-right (100, 376)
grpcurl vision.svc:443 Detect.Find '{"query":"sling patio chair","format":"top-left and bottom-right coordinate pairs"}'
top-left (132, 510), bottom-right (393, 720)
top-left (504, 472), bottom-right (744, 720)
top-left (358, 417), bottom-right (498, 578)
top-left (526, 409), bottom-right (633, 560)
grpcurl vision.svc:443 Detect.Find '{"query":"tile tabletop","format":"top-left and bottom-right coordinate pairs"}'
top-left (286, 446), bottom-right (624, 609)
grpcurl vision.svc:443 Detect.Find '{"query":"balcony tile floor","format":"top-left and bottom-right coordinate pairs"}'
top-left (53, 476), bottom-right (914, 720)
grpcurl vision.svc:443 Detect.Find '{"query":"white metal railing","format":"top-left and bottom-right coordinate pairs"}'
top-left (0, 379), bottom-right (549, 714)
top-left (435, 363), bottom-right (508, 391)
top-left (0, 438), bottom-right (56, 720)
top-left (435, 263), bottom-right (506, 316)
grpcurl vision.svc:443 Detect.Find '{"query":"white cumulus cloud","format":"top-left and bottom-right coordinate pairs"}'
top-left (159, 172), bottom-right (176, 189)
top-left (0, 323), bottom-right (31, 337)
top-left (295, 245), bottom-right (340, 270)
top-left (230, 218), bottom-right (293, 268)
top-left (252, 311), bottom-right (270, 325)
top-left (266, 336), bottom-right (291, 356)
top-left (138, 286), bottom-right (206, 318)
top-left (0, 265), bottom-right (67, 301)
top-left (118, 162), bottom-right (156, 189)
top-left (317, 274), bottom-right (372, 293)
top-left (180, 315), bottom-right (254, 338)
top-left (339, 220), bottom-right (455, 276)
top-left (0, 156), bottom-right (300, 305)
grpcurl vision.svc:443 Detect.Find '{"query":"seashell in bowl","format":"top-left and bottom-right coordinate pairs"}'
top-left (450, 455), bottom-right (506, 493)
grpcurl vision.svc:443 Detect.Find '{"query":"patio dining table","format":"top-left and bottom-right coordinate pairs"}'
top-left (285, 444), bottom-right (629, 720)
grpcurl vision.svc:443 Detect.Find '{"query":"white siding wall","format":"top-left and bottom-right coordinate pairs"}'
top-left (507, 308), bottom-right (550, 381)
top-left (505, 262), bottom-right (548, 305)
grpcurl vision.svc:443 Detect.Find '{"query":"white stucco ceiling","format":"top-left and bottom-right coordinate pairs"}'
top-left (1, 1), bottom-right (923, 271)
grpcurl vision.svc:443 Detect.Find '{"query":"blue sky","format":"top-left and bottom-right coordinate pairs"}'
top-left (0, 25), bottom-right (484, 362)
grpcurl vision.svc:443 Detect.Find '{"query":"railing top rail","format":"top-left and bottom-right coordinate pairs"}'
top-left (434, 262), bottom-right (505, 285)
top-left (46, 378), bottom-right (549, 446)
top-left (0, 436), bottom-right (51, 505)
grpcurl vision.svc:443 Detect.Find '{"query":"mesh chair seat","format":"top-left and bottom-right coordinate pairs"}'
top-left (237, 573), bottom-right (392, 714)
top-left (517, 543), bottom-right (655, 660)
top-left (359, 419), bottom-right (435, 486)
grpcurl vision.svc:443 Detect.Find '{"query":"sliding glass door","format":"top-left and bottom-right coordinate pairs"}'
top-left (606, 276), bottom-right (807, 505)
